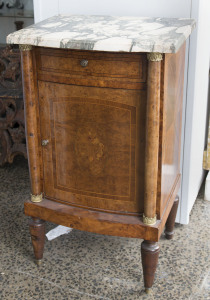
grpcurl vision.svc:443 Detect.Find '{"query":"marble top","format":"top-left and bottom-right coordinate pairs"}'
top-left (7, 15), bottom-right (195, 53)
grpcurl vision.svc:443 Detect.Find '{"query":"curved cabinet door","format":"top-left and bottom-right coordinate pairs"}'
top-left (38, 81), bottom-right (146, 215)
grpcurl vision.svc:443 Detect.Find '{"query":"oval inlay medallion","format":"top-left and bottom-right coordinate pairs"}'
top-left (75, 127), bottom-right (105, 176)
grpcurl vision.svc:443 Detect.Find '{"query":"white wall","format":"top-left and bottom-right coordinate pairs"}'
top-left (180, 0), bottom-right (210, 223)
top-left (34, 0), bottom-right (192, 22)
top-left (33, 0), bottom-right (210, 224)
top-left (33, 0), bottom-right (58, 23)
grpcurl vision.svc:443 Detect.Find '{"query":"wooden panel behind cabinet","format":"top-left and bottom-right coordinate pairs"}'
top-left (158, 44), bottom-right (186, 218)
top-left (38, 81), bottom-right (147, 215)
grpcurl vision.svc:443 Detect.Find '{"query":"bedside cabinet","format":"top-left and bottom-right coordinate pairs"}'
top-left (7, 15), bottom-right (195, 293)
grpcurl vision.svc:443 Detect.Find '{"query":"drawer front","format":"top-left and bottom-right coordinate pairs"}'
top-left (38, 81), bottom-right (147, 214)
top-left (36, 48), bottom-right (147, 90)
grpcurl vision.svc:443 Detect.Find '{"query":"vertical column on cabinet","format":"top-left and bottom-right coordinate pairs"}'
top-left (20, 44), bottom-right (45, 265)
top-left (20, 45), bottom-right (42, 203)
top-left (141, 52), bottom-right (162, 293)
top-left (143, 52), bottom-right (162, 225)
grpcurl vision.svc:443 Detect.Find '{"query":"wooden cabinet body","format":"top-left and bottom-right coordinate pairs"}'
top-left (22, 44), bottom-right (185, 290)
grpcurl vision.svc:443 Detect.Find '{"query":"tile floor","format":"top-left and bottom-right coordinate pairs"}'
top-left (0, 157), bottom-right (209, 300)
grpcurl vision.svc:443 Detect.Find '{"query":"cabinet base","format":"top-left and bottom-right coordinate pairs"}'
top-left (25, 198), bottom-right (159, 241)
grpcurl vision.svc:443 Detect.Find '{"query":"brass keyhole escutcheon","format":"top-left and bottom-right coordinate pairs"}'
top-left (41, 139), bottom-right (49, 146)
top-left (80, 59), bottom-right (88, 67)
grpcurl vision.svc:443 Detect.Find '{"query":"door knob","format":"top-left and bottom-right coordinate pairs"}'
top-left (80, 59), bottom-right (88, 67)
top-left (41, 139), bottom-right (49, 146)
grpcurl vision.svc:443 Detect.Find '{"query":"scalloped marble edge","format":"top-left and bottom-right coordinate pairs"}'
top-left (7, 15), bottom-right (196, 53)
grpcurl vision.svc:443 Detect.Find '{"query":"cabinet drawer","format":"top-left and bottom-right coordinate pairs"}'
top-left (36, 48), bottom-right (147, 89)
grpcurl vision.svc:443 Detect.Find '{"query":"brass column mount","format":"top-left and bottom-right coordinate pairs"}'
top-left (143, 214), bottom-right (157, 226)
top-left (31, 193), bottom-right (43, 203)
top-left (19, 44), bottom-right (32, 51)
top-left (147, 52), bottom-right (163, 62)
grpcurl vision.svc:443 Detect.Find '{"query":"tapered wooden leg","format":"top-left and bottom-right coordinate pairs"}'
top-left (165, 196), bottom-right (179, 240)
top-left (29, 218), bottom-right (45, 265)
top-left (141, 240), bottom-right (160, 293)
